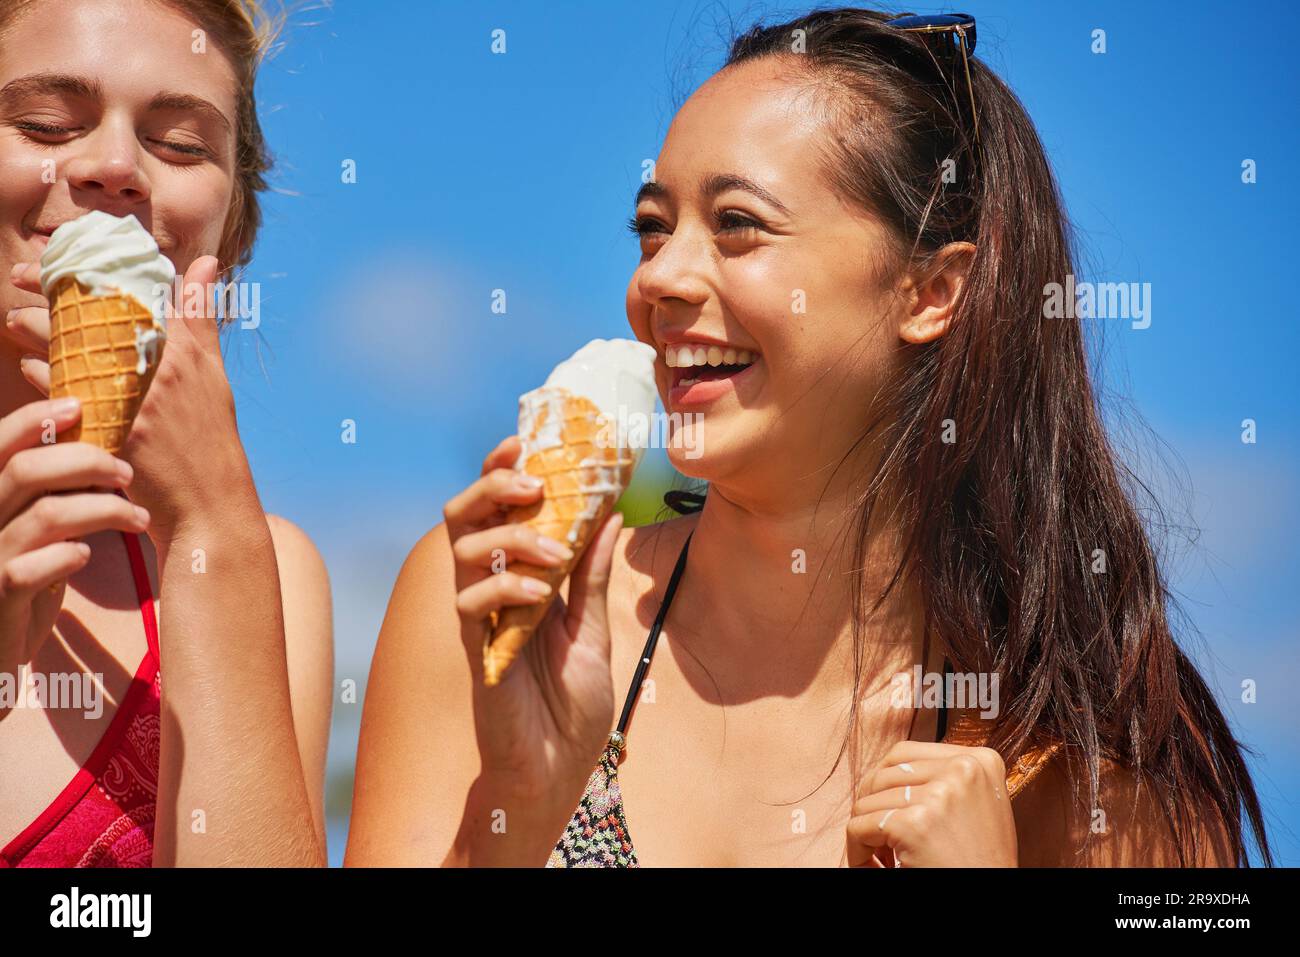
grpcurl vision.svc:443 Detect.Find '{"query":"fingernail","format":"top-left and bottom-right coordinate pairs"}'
top-left (116, 459), bottom-right (134, 482)
top-left (133, 505), bottom-right (150, 525)
top-left (537, 535), bottom-right (574, 561)
top-left (514, 473), bottom-right (544, 490)
top-left (52, 396), bottom-right (79, 415)
top-left (521, 577), bottom-right (552, 598)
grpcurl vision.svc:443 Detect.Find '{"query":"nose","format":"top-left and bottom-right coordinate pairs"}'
top-left (633, 225), bottom-right (712, 313)
top-left (62, 119), bottom-right (151, 205)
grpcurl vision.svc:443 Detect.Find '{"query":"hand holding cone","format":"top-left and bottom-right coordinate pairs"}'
top-left (481, 338), bottom-right (657, 686)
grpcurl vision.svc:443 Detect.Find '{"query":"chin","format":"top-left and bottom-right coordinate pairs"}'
top-left (664, 416), bottom-right (749, 484)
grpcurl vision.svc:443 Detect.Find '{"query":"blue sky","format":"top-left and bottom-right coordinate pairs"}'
top-left (226, 0), bottom-right (1298, 865)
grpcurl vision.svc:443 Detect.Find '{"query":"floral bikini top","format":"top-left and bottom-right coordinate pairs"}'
top-left (546, 497), bottom-right (1062, 868)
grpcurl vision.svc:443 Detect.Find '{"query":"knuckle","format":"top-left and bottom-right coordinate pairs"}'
top-left (6, 449), bottom-right (35, 486)
top-left (30, 496), bottom-right (58, 525)
top-left (954, 753), bottom-right (983, 781)
top-left (908, 804), bottom-right (934, 830)
top-left (978, 746), bottom-right (1006, 775)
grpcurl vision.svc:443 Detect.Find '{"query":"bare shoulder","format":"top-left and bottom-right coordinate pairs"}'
top-left (265, 514), bottom-right (331, 597)
top-left (1014, 754), bottom-right (1236, 867)
top-left (264, 514), bottom-right (334, 840)
top-left (612, 510), bottom-right (699, 586)
top-left (346, 520), bottom-right (477, 865)
top-left (264, 514), bottom-right (333, 655)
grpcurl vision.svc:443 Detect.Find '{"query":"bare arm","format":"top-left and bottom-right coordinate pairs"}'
top-left (345, 522), bottom-right (483, 866)
top-left (151, 484), bottom-right (329, 867)
top-left (268, 514), bottom-right (334, 848)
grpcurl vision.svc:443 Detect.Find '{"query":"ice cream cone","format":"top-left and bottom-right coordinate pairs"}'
top-left (482, 388), bottom-right (635, 687)
top-left (47, 277), bottom-right (166, 454)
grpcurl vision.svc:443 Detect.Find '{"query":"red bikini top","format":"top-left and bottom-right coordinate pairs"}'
top-left (0, 531), bottom-right (160, 868)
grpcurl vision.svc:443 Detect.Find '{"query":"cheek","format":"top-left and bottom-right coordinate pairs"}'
top-left (0, 141), bottom-right (55, 311)
top-left (154, 169), bottom-right (234, 267)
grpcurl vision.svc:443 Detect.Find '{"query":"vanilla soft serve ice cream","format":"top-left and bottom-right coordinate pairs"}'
top-left (484, 337), bottom-right (658, 685)
top-left (40, 212), bottom-right (175, 373)
top-left (517, 337), bottom-right (658, 471)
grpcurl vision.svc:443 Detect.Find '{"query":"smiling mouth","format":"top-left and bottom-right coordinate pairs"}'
top-left (665, 343), bottom-right (759, 388)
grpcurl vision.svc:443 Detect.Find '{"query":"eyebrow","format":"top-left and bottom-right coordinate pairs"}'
top-left (633, 173), bottom-right (792, 216)
top-left (0, 72), bottom-right (232, 134)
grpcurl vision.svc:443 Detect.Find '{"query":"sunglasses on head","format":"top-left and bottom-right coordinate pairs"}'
top-left (884, 12), bottom-right (979, 146)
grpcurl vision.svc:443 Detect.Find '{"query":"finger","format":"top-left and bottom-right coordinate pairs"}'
top-left (0, 397), bottom-right (83, 463)
top-left (455, 569), bottom-right (552, 624)
top-left (19, 355), bottom-right (49, 395)
top-left (0, 540), bottom-right (92, 599)
top-left (846, 806), bottom-right (911, 866)
top-left (563, 510), bottom-right (624, 641)
top-left (859, 759), bottom-right (941, 801)
top-left (852, 782), bottom-right (931, 818)
top-left (443, 466), bottom-right (544, 536)
top-left (3, 305), bottom-right (50, 351)
top-left (480, 435), bottom-right (522, 476)
top-left (0, 443), bottom-right (133, 527)
top-left (9, 261), bottom-right (41, 295)
top-left (877, 742), bottom-right (1005, 786)
top-left (168, 255), bottom-right (221, 349)
top-left (3, 492), bottom-right (149, 553)
top-left (451, 522), bottom-right (575, 572)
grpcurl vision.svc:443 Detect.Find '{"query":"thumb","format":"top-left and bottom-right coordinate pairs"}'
top-left (168, 255), bottom-right (221, 346)
top-left (564, 510), bottom-right (624, 649)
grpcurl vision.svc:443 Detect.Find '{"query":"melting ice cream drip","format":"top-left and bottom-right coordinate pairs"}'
top-left (514, 339), bottom-right (657, 545)
top-left (134, 325), bottom-right (166, 375)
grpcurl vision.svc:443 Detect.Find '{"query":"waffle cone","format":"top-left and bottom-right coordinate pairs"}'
top-left (47, 278), bottom-right (166, 454)
top-left (482, 388), bottom-right (634, 686)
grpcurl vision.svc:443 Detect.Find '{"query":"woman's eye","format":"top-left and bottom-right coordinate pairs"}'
top-left (717, 210), bottom-right (763, 234)
top-left (14, 120), bottom-right (78, 143)
top-left (627, 215), bottom-right (668, 239)
top-left (149, 137), bottom-right (209, 160)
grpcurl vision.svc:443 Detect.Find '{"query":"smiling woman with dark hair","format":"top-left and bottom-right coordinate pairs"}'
top-left (350, 7), bottom-right (1270, 867)
top-left (0, 0), bottom-right (332, 867)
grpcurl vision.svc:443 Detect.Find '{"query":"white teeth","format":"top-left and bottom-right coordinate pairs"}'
top-left (664, 344), bottom-right (761, 369)
top-left (679, 376), bottom-right (698, 386)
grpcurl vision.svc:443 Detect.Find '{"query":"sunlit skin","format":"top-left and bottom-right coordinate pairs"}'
top-left (0, 0), bottom-right (332, 866)
top-left (353, 57), bottom-right (1230, 866)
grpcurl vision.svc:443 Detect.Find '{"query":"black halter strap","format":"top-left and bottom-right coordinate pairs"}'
top-left (613, 530), bottom-right (693, 741)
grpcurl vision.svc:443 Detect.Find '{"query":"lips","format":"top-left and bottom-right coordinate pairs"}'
top-left (667, 355), bottom-right (761, 408)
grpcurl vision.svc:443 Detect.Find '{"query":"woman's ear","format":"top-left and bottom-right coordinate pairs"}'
top-left (898, 242), bottom-right (977, 344)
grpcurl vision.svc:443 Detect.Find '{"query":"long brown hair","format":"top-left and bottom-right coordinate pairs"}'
top-left (666, 6), bottom-right (1271, 865)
